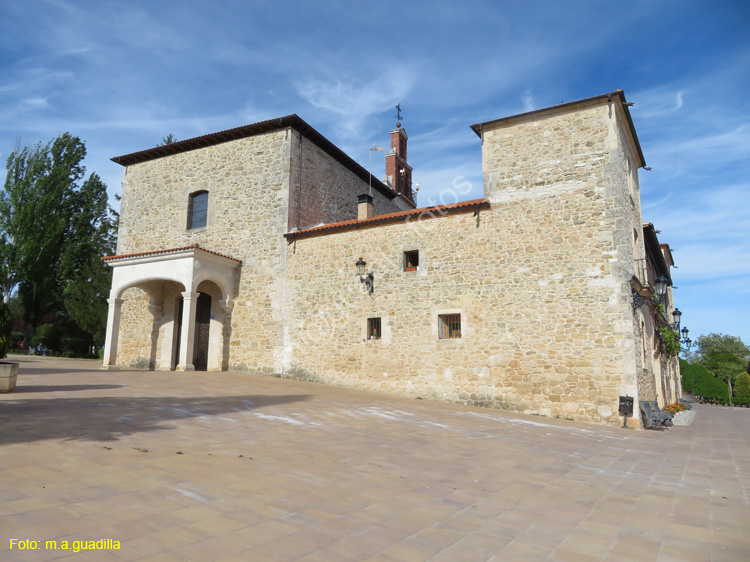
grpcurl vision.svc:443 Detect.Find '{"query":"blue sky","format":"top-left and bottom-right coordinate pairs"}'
top-left (1, 0), bottom-right (749, 346)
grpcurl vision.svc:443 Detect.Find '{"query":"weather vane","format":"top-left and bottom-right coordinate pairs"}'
top-left (395, 103), bottom-right (403, 127)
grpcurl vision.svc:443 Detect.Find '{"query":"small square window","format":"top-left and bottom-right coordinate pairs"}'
top-left (438, 314), bottom-right (461, 339)
top-left (367, 318), bottom-right (381, 340)
top-left (404, 250), bottom-right (419, 271)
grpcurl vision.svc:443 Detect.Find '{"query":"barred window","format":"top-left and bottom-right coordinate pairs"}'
top-left (367, 318), bottom-right (381, 339)
top-left (188, 191), bottom-right (208, 229)
top-left (438, 314), bottom-right (461, 339)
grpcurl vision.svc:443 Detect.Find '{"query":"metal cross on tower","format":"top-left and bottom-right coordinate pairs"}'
top-left (395, 103), bottom-right (403, 126)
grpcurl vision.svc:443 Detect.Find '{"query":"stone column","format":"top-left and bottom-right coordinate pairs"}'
top-left (176, 291), bottom-right (199, 371)
top-left (101, 297), bottom-right (123, 370)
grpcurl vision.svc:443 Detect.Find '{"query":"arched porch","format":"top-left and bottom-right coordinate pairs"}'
top-left (101, 245), bottom-right (241, 371)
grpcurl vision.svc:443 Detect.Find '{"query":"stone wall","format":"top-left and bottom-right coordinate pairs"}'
top-left (281, 100), bottom-right (641, 425)
top-left (287, 131), bottom-right (399, 231)
top-left (115, 130), bottom-right (294, 372)
top-left (117, 287), bottom-right (153, 369)
top-left (112, 99), bottom-right (661, 426)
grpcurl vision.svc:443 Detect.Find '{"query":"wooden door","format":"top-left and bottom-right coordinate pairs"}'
top-left (193, 292), bottom-right (211, 371)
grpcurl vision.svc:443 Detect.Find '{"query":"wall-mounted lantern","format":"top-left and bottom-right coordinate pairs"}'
top-left (355, 258), bottom-right (374, 294)
top-left (680, 327), bottom-right (691, 350)
top-left (672, 308), bottom-right (682, 331)
top-left (654, 275), bottom-right (669, 302)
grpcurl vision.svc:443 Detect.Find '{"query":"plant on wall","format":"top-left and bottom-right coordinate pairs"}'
top-left (658, 325), bottom-right (681, 357)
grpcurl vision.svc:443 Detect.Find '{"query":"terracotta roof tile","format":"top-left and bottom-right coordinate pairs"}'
top-left (285, 198), bottom-right (491, 239)
top-left (103, 244), bottom-right (241, 263)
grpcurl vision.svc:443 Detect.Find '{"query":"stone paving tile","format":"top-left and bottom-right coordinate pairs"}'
top-left (1, 356), bottom-right (749, 561)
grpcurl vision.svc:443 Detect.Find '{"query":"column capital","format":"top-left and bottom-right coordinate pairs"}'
top-left (107, 298), bottom-right (124, 306)
top-left (219, 298), bottom-right (234, 314)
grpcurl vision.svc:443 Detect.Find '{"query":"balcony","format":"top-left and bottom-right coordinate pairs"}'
top-left (634, 258), bottom-right (650, 288)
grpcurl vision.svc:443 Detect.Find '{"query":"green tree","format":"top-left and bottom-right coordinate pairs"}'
top-left (0, 134), bottom-right (116, 349)
top-left (58, 173), bottom-right (117, 347)
top-left (160, 134), bottom-right (177, 145)
top-left (694, 333), bottom-right (750, 364)
top-left (703, 350), bottom-right (746, 406)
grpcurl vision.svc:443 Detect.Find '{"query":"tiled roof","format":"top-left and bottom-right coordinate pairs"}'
top-left (110, 114), bottom-right (398, 201)
top-left (102, 244), bottom-right (241, 263)
top-left (285, 198), bottom-right (491, 239)
top-left (471, 90), bottom-right (645, 168)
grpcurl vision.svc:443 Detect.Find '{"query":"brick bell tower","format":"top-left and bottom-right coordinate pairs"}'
top-left (384, 105), bottom-right (415, 205)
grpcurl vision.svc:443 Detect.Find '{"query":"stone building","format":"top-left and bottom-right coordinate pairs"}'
top-left (102, 90), bottom-right (682, 427)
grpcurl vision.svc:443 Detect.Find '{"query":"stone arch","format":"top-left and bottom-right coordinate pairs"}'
top-left (101, 246), bottom-right (241, 371)
top-left (115, 280), bottom-right (187, 370)
top-left (194, 280), bottom-right (229, 371)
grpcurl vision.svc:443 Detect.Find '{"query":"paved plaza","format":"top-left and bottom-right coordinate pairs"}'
top-left (0, 357), bottom-right (748, 561)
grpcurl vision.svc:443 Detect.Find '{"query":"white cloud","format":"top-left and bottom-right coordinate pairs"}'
top-left (296, 70), bottom-right (415, 138)
top-left (19, 97), bottom-right (49, 110)
top-left (522, 90), bottom-right (534, 112)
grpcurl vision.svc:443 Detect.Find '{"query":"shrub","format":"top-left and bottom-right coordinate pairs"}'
top-left (11, 331), bottom-right (24, 347)
top-left (735, 371), bottom-right (750, 399)
top-left (680, 359), bottom-right (693, 393)
top-left (34, 323), bottom-right (63, 351)
top-left (684, 361), bottom-right (730, 402)
top-left (61, 337), bottom-right (88, 355)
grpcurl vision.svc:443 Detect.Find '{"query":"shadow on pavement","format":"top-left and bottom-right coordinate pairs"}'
top-left (10, 384), bottom-right (127, 393)
top-left (0, 394), bottom-right (311, 445)
top-left (3, 366), bottom-right (105, 376)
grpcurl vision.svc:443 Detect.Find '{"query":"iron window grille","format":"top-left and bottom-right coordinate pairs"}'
top-left (438, 314), bottom-right (461, 339)
top-left (367, 318), bottom-right (382, 340)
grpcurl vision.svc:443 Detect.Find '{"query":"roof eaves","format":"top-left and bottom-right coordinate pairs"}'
top-left (285, 199), bottom-right (491, 239)
top-left (102, 244), bottom-right (242, 264)
top-left (642, 224), bottom-right (671, 284)
top-left (111, 115), bottom-right (396, 200)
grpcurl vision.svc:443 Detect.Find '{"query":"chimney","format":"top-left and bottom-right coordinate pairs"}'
top-left (384, 127), bottom-right (414, 203)
top-left (358, 193), bottom-right (374, 220)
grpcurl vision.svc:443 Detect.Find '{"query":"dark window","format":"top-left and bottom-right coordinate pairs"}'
top-left (404, 250), bottom-right (419, 271)
top-left (188, 191), bottom-right (208, 229)
top-left (367, 318), bottom-right (381, 340)
top-left (438, 314), bottom-right (461, 339)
